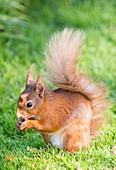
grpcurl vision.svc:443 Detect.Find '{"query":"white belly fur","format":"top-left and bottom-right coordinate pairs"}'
top-left (50, 130), bottom-right (64, 149)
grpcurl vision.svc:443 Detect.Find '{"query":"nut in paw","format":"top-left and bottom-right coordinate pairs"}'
top-left (16, 118), bottom-right (25, 129)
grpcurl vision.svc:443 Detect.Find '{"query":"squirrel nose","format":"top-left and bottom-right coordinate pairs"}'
top-left (17, 111), bottom-right (23, 119)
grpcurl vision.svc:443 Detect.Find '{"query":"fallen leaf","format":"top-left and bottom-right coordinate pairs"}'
top-left (44, 167), bottom-right (49, 170)
top-left (33, 148), bottom-right (39, 153)
top-left (112, 151), bottom-right (116, 155)
top-left (112, 146), bottom-right (116, 150)
top-left (76, 168), bottom-right (83, 170)
top-left (88, 159), bottom-right (93, 162)
top-left (4, 155), bottom-right (15, 161)
top-left (27, 146), bottom-right (39, 153)
top-left (56, 155), bottom-right (61, 159)
top-left (112, 146), bottom-right (116, 155)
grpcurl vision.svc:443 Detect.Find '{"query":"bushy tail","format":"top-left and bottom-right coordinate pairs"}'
top-left (45, 28), bottom-right (110, 138)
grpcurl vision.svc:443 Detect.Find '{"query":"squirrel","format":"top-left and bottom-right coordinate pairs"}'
top-left (16, 28), bottom-right (110, 153)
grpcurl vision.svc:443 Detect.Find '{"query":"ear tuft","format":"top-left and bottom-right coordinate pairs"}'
top-left (26, 64), bottom-right (35, 86)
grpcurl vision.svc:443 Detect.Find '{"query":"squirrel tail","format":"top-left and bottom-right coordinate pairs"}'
top-left (45, 28), bottom-right (110, 138)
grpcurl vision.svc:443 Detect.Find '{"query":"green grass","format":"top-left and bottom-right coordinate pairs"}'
top-left (0, 0), bottom-right (116, 169)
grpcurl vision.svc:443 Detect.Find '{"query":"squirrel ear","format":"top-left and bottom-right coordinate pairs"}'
top-left (35, 73), bottom-right (44, 98)
top-left (26, 64), bottom-right (35, 86)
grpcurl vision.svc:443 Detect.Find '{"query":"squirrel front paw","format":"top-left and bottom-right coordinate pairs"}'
top-left (16, 118), bottom-right (43, 132)
top-left (16, 118), bottom-right (32, 131)
top-left (20, 120), bottom-right (33, 131)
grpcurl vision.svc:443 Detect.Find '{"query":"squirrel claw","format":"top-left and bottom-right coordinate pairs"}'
top-left (20, 120), bottom-right (32, 131)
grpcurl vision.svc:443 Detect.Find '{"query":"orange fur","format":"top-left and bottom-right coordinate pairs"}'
top-left (16, 28), bottom-right (110, 152)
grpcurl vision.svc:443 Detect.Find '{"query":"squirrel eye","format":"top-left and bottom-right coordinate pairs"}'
top-left (26, 100), bottom-right (34, 109)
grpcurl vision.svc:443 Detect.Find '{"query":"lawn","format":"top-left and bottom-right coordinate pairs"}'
top-left (0, 0), bottom-right (116, 170)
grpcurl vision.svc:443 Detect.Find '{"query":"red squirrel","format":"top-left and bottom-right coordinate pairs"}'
top-left (16, 28), bottom-right (109, 152)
